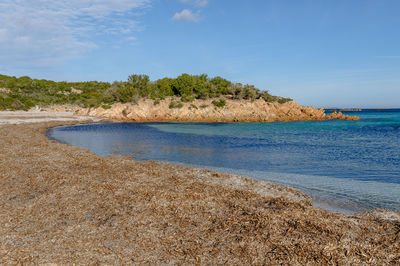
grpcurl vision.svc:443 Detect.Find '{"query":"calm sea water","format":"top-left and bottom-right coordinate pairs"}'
top-left (47, 109), bottom-right (400, 213)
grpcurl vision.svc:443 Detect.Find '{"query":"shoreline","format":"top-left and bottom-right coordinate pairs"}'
top-left (164, 162), bottom-right (380, 214)
top-left (0, 111), bottom-right (392, 214)
top-left (0, 112), bottom-right (399, 263)
top-left (0, 110), bottom-right (392, 215)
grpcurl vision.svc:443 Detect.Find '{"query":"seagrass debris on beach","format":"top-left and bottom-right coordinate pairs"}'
top-left (0, 121), bottom-right (398, 264)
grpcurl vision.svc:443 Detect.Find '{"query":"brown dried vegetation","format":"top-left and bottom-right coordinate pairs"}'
top-left (0, 122), bottom-right (399, 264)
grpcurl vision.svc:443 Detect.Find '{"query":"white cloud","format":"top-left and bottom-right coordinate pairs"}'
top-left (0, 0), bottom-right (150, 68)
top-left (179, 0), bottom-right (209, 7)
top-left (172, 9), bottom-right (200, 22)
top-left (195, 0), bottom-right (209, 7)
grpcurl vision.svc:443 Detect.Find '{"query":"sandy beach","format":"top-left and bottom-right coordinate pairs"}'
top-left (0, 110), bottom-right (102, 125)
top-left (0, 112), bottom-right (399, 264)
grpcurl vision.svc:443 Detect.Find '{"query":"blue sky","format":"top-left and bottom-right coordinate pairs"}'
top-left (0, 0), bottom-right (399, 107)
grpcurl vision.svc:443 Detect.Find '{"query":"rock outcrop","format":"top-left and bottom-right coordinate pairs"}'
top-left (44, 98), bottom-right (359, 122)
top-left (325, 111), bottom-right (359, 121)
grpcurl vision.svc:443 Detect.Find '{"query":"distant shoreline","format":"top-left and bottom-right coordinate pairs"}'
top-left (324, 107), bottom-right (400, 112)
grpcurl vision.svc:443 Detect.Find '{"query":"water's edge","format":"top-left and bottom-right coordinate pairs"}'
top-left (46, 125), bottom-right (356, 213)
top-left (47, 119), bottom-right (400, 214)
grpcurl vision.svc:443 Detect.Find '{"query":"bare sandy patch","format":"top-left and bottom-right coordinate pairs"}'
top-left (0, 110), bottom-right (101, 125)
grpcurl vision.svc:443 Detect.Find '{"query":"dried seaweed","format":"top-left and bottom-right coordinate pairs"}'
top-left (0, 121), bottom-right (399, 264)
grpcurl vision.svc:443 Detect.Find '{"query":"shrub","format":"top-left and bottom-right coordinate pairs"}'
top-left (210, 76), bottom-right (232, 95)
top-left (128, 74), bottom-right (149, 96)
top-left (169, 101), bottom-right (183, 109)
top-left (156, 78), bottom-right (174, 97)
top-left (0, 96), bottom-right (14, 110)
top-left (122, 108), bottom-right (128, 117)
top-left (170, 73), bottom-right (195, 96)
top-left (181, 95), bottom-right (195, 102)
top-left (102, 104), bottom-right (112, 109)
top-left (212, 99), bottom-right (226, 108)
top-left (278, 97), bottom-right (292, 104)
top-left (115, 83), bottom-right (138, 103)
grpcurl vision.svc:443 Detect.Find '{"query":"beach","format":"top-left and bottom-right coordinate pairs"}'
top-left (0, 112), bottom-right (399, 264)
top-left (0, 110), bottom-right (102, 125)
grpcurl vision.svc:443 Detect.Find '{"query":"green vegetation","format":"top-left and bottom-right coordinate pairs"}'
top-left (122, 108), bottom-right (128, 117)
top-left (169, 101), bottom-right (183, 109)
top-left (0, 73), bottom-right (292, 111)
top-left (212, 99), bottom-right (226, 108)
top-left (101, 104), bottom-right (112, 110)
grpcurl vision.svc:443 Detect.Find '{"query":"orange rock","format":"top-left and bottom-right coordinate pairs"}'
top-left (45, 98), bottom-right (360, 123)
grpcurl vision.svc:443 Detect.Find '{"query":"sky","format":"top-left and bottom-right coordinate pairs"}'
top-left (0, 0), bottom-right (399, 108)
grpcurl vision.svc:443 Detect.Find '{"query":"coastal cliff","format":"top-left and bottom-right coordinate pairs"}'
top-left (45, 98), bottom-right (359, 122)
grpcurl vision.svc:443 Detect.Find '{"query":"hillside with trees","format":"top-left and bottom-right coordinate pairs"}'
top-left (0, 73), bottom-right (292, 111)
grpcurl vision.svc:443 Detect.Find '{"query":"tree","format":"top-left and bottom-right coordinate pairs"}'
top-left (171, 73), bottom-right (195, 96)
top-left (115, 82), bottom-right (138, 103)
top-left (192, 74), bottom-right (210, 99)
top-left (128, 74), bottom-right (150, 94)
top-left (210, 76), bottom-right (231, 95)
top-left (156, 78), bottom-right (174, 98)
top-left (242, 85), bottom-right (257, 100)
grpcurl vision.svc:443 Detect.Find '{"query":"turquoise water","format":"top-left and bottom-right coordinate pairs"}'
top-left (47, 109), bottom-right (400, 213)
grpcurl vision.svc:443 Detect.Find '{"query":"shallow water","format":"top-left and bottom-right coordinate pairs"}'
top-left (47, 109), bottom-right (400, 213)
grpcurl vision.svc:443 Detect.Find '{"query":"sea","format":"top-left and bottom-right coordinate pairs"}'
top-left (47, 109), bottom-right (400, 213)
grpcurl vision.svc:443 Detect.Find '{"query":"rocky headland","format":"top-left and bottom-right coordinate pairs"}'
top-left (43, 98), bottom-right (359, 122)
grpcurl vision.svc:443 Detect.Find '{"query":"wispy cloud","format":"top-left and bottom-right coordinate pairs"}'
top-left (179, 0), bottom-right (209, 7)
top-left (0, 0), bottom-right (150, 68)
top-left (172, 9), bottom-right (200, 22)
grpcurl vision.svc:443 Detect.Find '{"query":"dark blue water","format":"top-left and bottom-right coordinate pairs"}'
top-left (47, 109), bottom-right (400, 213)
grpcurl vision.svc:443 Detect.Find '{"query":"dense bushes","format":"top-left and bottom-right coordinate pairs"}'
top-left (0, 74), bottom-right (112, 110)
top-left (0, 94), bottom-right (35, 111)
top-left (0, 73), bottom-right (292, 110)
top-left (169, 101), bottom-right (183, 109)
top-left (212, 99), bottom-right (226, 108)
